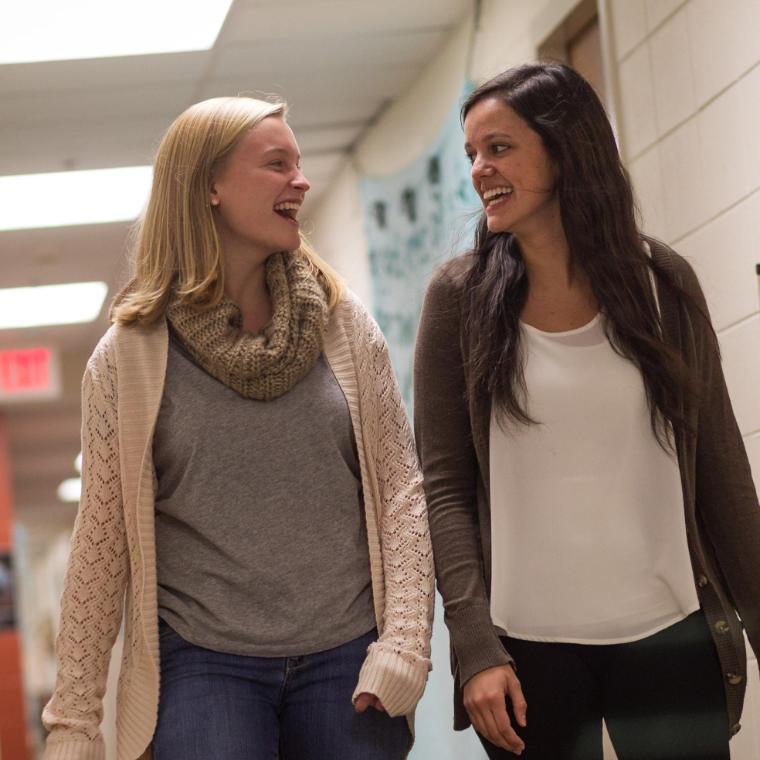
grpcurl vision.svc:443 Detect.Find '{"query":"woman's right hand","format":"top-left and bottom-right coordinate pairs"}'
top-left (463, 664), bottom-right (527, 754)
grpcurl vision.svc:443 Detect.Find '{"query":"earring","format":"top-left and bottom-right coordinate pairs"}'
top-left (210, 199), bottom-right (220, 207)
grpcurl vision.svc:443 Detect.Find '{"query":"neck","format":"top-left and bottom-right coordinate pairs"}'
top-left (513, 214), bottom-right (575, 292)
top-left (222, 246), bottom-right (273, 333)
top-left (514, 216), bottom-right (598, 328)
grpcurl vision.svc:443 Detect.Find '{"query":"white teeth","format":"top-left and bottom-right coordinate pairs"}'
top-left (482, 186), bottom-right (513, 201)
top-left (273, 202), bottom-right (301, 211)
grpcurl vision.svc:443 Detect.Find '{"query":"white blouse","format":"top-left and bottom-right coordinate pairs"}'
top-left (489, 314), bottom-right (700, 644)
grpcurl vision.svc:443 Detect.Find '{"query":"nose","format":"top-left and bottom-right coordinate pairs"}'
top-left (470, 154), bottom-right (494, 184)
top-left (292, 168), bottom-right (310, 193)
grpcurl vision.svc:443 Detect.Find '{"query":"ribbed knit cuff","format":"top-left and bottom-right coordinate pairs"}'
top-left (352, 643), bottom-right (430, 717)
top-left (43, 737), bottom-right (106, 760)
top-left (447, 605), bottom-right (513, 686)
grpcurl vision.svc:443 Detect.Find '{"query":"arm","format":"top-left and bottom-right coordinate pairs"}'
top-left (413, 266), bottom-right (512, 683)
top-left (677, 259), bottom-right (760, 661)
top-left (349, 299), bottom-right (435, 717)
top-left (42, 350), bottom-right (129, 760)
top-left (413, 268), bottom-right (526, 752)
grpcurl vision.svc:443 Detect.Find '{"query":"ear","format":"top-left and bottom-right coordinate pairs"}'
top-left (209, 182), bottom-right (220, 208)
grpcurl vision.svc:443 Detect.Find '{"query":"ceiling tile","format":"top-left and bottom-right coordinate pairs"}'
top-left (211, 29), bottom-right (445, 79)
top-left (0, 85), bottom-right (198, 127)
top-left (0, 51), bottom-right (212, 95)
top-left (0, 116), bottom-right (172, 175)
top-left (223, 0), bottom-right (469, 43)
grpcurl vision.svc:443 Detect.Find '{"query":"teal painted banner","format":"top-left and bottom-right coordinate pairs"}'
top-left (359, 84), bottom-right (487, 760)
top-left (359, 83), bottom-right (481, 408)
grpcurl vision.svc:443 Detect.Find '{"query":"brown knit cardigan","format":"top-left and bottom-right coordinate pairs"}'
top-left (413, 238), bottom-right (759, 737)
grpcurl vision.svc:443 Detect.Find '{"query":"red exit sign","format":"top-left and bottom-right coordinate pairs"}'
top-left (0, 347), bottom-right (61, 402)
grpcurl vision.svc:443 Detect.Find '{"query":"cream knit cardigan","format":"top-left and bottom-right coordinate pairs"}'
top-left (42, 293), bottom-right (435, 760)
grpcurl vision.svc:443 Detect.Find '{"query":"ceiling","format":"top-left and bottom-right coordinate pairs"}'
top-left (0, 0), bottom-right (472, 543)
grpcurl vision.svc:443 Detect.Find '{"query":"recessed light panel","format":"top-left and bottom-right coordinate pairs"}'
top-left (0, 166), bottom-right (152, 231)
top-left (0, 282), bottom-right (108, 329)
top-left (0, 0), bottom-right (234, 64)
top-left (57, 477), bottom-right (81, 503)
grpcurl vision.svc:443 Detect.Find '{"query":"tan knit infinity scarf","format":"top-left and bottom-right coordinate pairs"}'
top-left (166, 252), bottom-right (329, 400)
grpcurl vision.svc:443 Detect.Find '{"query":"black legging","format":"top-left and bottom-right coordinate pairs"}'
top-left (479, 610), bottom-right (730, 760)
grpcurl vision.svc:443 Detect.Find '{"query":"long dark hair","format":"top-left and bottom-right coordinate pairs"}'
top-left (461, 62), bottom-right (696, 447)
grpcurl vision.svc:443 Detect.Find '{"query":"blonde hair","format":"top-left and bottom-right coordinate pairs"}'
top-left (111, 96), bottom-right (342, 325)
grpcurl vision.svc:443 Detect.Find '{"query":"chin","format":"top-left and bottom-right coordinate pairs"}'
top-left (486, 217), bottom-right (510, 234)
top-left (271, 234), bottom-right (301, 253)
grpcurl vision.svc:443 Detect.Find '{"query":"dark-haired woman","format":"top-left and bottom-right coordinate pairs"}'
top-left (414, 62), bottom-right (759, 760)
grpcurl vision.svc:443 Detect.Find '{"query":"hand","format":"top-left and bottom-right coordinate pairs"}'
top-left (354, 692), bottom-right (386, 713)
top-left (463, 664), bottom-right (527, 754)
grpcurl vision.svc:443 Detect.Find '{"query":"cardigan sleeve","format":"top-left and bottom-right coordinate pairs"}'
top-left (42, 347), bottom-right (129, 760)
top-left (413, 264), bottom-right (513, 688)
top-left (348, 297), bottom-right (435, 717)
top-left (676, 257), bottom-right (760, 665)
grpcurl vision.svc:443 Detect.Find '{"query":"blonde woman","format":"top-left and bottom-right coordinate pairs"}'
top-left (42, 96), bottom-right (434, 760)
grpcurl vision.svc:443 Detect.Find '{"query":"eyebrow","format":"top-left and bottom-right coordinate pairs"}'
top-left (262, 146), bottom-right (301, 161)
top-left (464, 132), bottom-right (514, 149)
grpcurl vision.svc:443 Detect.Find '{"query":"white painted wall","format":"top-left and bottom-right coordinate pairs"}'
top-left (304, 157), bottom-right (372, 307)
top-left (310, 0), bottom-right (760, 757)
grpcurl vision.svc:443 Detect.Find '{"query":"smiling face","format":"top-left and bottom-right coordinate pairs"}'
top-left (464, 97), bottom-right (560, 240)
top-left (209, 115), bottom-right (309, 260)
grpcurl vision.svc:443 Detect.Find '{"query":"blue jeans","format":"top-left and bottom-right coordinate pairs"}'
top-left (152, 621), bottom-right (411, 760)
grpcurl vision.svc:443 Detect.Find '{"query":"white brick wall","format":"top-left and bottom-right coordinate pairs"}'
top-left (610, 1), bottom-right (760, 756)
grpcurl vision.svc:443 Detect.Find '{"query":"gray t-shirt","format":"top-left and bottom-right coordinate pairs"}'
top-left (154, 332), bottom-right (375, 656)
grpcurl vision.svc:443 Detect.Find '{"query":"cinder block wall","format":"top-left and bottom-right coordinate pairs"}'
top-left (612, 1), bottom-right (760, 755)
top-left (614, 0), bottom-right (760, 474)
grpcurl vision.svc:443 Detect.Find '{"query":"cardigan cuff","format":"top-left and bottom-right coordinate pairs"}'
top-left (43, 737), bottom-right (106, 760)
top-left (352, 642), bottom-right (430, 717)
top-left (447, 604), bottom-right (513, 686)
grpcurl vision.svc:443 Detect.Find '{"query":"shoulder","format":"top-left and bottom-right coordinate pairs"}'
top-left (644, 235), bottom-right (703, 297)
top-left (335, 288), bottom-right (371, 319)
top-left (644, 236), bottom-right (710, 325)
top-left (426, 252), bottom-right (475, 299)
top-left (86, 324), bottom-right (120, 376)
top-left (86, 319), bottom-right (166, 380)
top-left (416, 253), bottom-right (475, 330)
top-left (332, 290), bottom-right (382, 344)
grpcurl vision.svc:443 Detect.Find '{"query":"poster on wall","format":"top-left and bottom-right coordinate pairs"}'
top-left (359, 83), bottom-right (481, 407)
top-left (0, 551), bottom-right (15, 630)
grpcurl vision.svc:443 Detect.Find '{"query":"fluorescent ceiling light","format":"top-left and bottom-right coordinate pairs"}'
top-left (57, 478), bottom-right (81, 503)
top-left (0, 282), bottom-right (108, 329)
top-left (0, 166), bottom-right (152, 231)
top-left (0, 0), bottom-right (234, 65)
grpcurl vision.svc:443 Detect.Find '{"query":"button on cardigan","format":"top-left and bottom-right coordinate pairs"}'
top-left (43, 292), bottom-right (434, 760)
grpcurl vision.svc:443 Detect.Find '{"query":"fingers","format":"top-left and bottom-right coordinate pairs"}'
top-left (467, 698), bottom-right (524, 754)
top-left (478, 703), bottom-right (504, 750)
top-left (490, 693), bottom-right (525, 754)
top-left (507, 670), bottom-right (528, 728)
top-left (463, 666), bottom-right (526, 754)
top-left (354, 693), bottom-right (385, 713)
